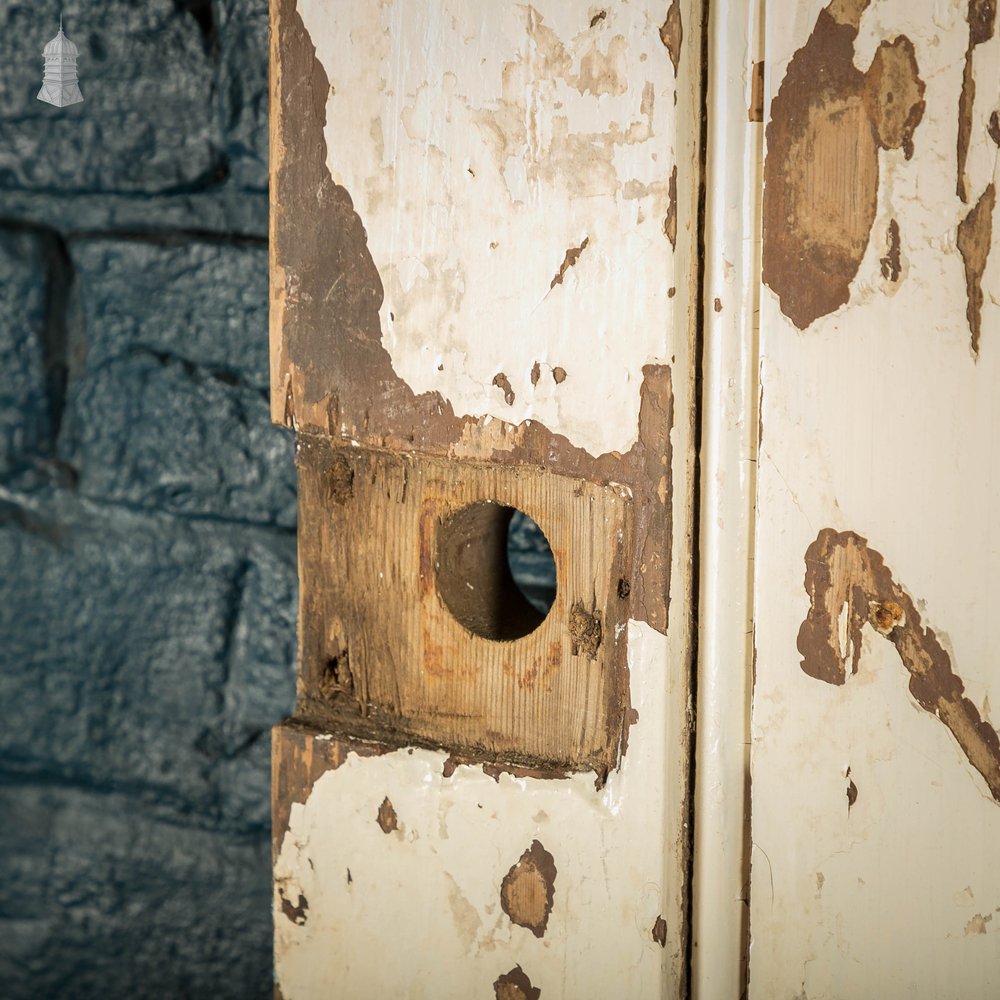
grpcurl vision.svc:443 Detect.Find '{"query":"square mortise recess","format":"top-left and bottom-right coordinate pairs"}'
top-left (295, 434), bottom-right (635, 774)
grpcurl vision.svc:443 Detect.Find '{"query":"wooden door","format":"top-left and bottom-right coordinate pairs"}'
top-left (269, 1), bottom-right (702, 996)
top-left (747, 1), bottom-right (1000, 996)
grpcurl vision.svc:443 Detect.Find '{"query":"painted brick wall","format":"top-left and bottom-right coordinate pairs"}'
top-left (0, 3), bottom-right (295, 996)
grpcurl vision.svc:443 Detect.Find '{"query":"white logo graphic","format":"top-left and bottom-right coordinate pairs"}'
top-left (38, 16), bottom-right (84, 107)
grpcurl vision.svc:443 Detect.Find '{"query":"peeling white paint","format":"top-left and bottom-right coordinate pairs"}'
top-left (275, 621), bottom-right (687, 999)
top-left (298, 0), bottom-right (684, 457)
top-left (274, 3), bottom-right (696, 996)
top-left (751, 1), bottom-right (1000, 995)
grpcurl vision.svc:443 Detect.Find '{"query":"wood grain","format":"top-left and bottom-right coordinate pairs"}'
top-left (294, 435), bottom-right (635, 775)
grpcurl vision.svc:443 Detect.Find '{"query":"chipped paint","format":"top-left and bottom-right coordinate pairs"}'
top-left (761, 2), bottom-right (925, 329)
top-left (957, 0), bottom-right (996, 203)
top-left (290, 0), bottom-right (689, 459)
top-left (752, 3), bottom-right (1000, 994)
top-left (957, 182), bottom-right (996, 356)
top-left (549, 238), bottom-right (591, 290)
top-left (275, 620), bottom-right (692, 998)
top-left (278, 885), bottom-right (309, 926)
top-left (659, 0), bottom-right (683, 76)
top-left (494, 965), bottom-right (541, 1000)
top-left (271, 0), bottom-right (680, 635)
top-left (492, 372), bottom-right (516, 407)
top-left (270, 1), bottom-right (700, 995)
top-left (500, 840), bottom-right (557, 938)
top-left (377, 796), bottom-right (399, 834)
top-left (664, 164), bottom-right (679, 249)
top-left (798, 529), bottom-right (1000, 802)
top-left (879, 219), bottom-right (901, 282)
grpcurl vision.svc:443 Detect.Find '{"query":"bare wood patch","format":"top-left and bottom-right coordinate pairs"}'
top-left (494, 965), bottom-right (541, 1000)
top-left (880, 218), bottom-right (901, 282)
top-left (271, 722), bottom-right (391, 858)
top-left (659, 0), bottom-right (682, 76)
top-left (957, 0), bottom-right (997, 202)
top-left (863, 37), bottom-right (925, 160)
top-left (797, 528), bottom-right (1000, 803)
top-left (762, 4), bottom-right (924, 328)
top-left (549, 238), bottom-right (590, 290)
top-left (271, 1), bottom-right (675, 636)
top-left (663, 164), bottom-right (678, 250)
top-left (492, 372), bottom-right (516, 406)
top-left (957, 182), bottom-right (996, 356)
top-left (652, 914), bottom-right (668, 947)
top-left (846, 765), bottom-right (859, 813)
top-left (989, 110), bottom-right (1000, 146)
top-left (748, 61), bottom-right (765, 122)
top-left (295, 440), bottom-right (634, 775)
top-left (377, 796), bottom-right (398, 834)
top-left (500, 841), bottom-right (557, 938)
top-left (278, 886), bottom-right (308, 925)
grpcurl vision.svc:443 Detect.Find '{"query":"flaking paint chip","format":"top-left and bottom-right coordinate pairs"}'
top-left (500, 840), bottom-right (556, 938)
top-left (377, 796), bottom-right (398, 834)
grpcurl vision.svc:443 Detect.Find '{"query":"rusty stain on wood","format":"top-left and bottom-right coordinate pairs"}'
top-left (494, 965), bottom-right (541, 1000)
top-left (377, 796), bottom-right (398, 834)
top-left (659, 0), bottom-right (682, 76)
top-left (957, 0), bottom-right (997, 202)
top-left (879, 219), bottom-right (901, 282)
top-left (271, 0), bottom-right (674, 636)
top-left (295, 440), bottom-right (634, 774)
top-left (549, 237), bottom-right (591, 290)
top-left (797, 528), bottom-right (1000, 803)
top-left (500, 840), bottom-right (557, 938)
top-left (957, 182), bottom-right (996, 356)
top-left (762, 2), bottom-right (924, 328)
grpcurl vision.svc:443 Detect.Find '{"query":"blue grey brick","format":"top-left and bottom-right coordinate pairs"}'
top-left (69, 238), bottom-right (270, 387)
top-left (0, 2), bottom-right (222, 195)
top-left (0, 782), bottom-right (272, 999)
top-left (218, 0), bottom-right (270, 191)
top-left (0, 229), bottom-right (52, 472)
top-left (0, 485), bottom-right (296, 827)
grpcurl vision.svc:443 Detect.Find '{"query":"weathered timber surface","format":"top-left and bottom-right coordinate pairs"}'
top-left (293, 437), bottom-right (634, 775)
top-left (269, 0), bottom-right (676, 636)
